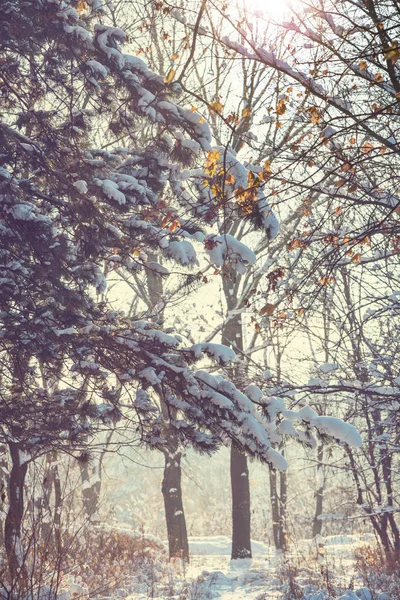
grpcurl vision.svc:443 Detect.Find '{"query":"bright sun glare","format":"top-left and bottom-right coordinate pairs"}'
top-left (246, 0), bottom-right (296, 20)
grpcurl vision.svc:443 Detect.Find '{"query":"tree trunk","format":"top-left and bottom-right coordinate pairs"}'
top-left (269, 339), bottom-right (287, 551)
top-left (231, 442), bottom-right (251, 559)
top-left (39, 452), bottom-right (62, 547)
top-left (161, 447), bottom-right (189, 562)
top-left (5, 442), bottom-right (28, 586)
top-left (53, 464), bottom-right (62, 549)
top-left (147, 253), bottom-right (189, 562)
top-left (80, 461), bottom-right (101, 522)
top-left (0, 445), bottom-right (9, 548)
top-left (279, 461), bottom-right (287, 551)
top-left (312, 445), bottom-right (324, 538)
top-left (269, 459), bottom-right (287, 551)
top-left (221, 275), bottom-right (252, 560)
top-left (269, 468), bottom-right (280, 549)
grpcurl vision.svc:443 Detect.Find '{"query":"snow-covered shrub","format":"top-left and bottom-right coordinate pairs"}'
top-left (0, 525), bottom-right (166, 599)
top-left (354, 545), bottom-right (400, 599)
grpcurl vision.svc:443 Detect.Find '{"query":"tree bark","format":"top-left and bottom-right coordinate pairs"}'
top-left (221, 275), bottom-right (252, 560)
top-left (312, 445), bottom-right (324, 538)
top-left (269, 456), bottom-right (287, 550)
top-left (279, 458), bottom-right (287, 551)
top-left (161, 446), bottom-right (189, 562)
top-left (147, 253), bottom-right (189, 562)
top-left (231, 442), bottom-right (251, 559)
top-left (5, 442), bottom-right (28, 586)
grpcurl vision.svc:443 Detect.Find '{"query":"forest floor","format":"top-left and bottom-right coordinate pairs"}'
top-left (122, 534), bottom-right (382, 600)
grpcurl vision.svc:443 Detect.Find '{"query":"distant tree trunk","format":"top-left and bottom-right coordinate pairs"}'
top-left (231, 442), bottom-right (251, 558)
top-left (269, 340), bottom-right (287, 551)
top-left (279, 455), bottom-right (287, 550)
top-left (222, 275), bottom-right (252, 560)
top-left (80, 430), bottom-right (113, 524)
top-left (147, 254), bottom-right (189, 562)
top-left (5, 442), bottom-right (28, 586)
top-left (40, 452), bottom-right (63, 548)
top-left (312, 445), bottom-right (324, 538)
top-left (269, 449), bottom-right (287, 551)
top-left (80, 460), bottom-right (101, 522)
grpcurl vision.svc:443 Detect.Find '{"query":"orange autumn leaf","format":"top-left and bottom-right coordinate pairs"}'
top-left (209, 101), bottom-right (224, 115)
top-left (169, 219), bottom-right (180, 232)
top-left (164, 68), bottom-right (176, 84)
top-left (77, 0), bottom-right (87, 13)
top-left (276, 99), bottom-right (286, 115)
top-left (319, 275), bottom-right (335, 287)
top-left (242, 106), bottom-right (252, 118)
top-left (384, 41), bottom-right (400, 64)
top-left (260, 303), bottom-right (275, 316)
top-left (362, 141), bottom-right (374, 154)
top-left (161, 209), bottom-right (174, 228)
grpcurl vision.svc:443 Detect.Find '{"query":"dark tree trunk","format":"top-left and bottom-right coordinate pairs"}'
top-left (39, 452), bottom-right (62, 547)
top-left (161, 447), bottom-right (189, 562)
top-left (147, 254), bottom-right (189, 562)
top-left (312, 445), bottom-right (324, 538)
top-left (5, 442), bottom-right (28, 586)
top-left (231, 443), bottom-right (251, 559)
top-left (222, 275), bottom-right (252, 560)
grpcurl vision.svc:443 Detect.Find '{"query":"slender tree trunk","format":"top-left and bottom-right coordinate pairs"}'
top-left (5, 442), bottom-right (28, 586)
top-left (39, 452), bottom-right (60, 546)
top-left (269, 456), bottom-right (287, 550)
top-left (221, 275), bottom-right (252, 560)
top-left (312, 445), bottom-right (324, 538)
top-left (269, 340), bottom-right (287, 551)
top-left (147, 253), bottom-right (189, 561)
top-left (269, 468), bottom-right (280, 549)
top-left (279, 456), bottom-right (287, 551)
top-left (53, 464), bottom-right (62, 549)
top-left (80, 461), bottom-right (101, 522)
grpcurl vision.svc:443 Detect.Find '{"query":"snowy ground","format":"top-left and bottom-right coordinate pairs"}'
top-left (121, 534), bottom-right (386, 600)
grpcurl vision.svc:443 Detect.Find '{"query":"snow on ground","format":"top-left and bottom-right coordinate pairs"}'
top-left (123, 534), bottom-right (381, 600)
top-left (188, 535), bottom-right (269, 555)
